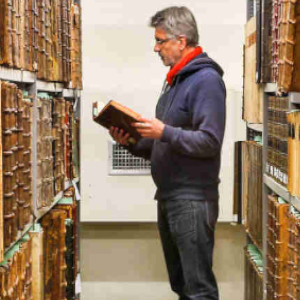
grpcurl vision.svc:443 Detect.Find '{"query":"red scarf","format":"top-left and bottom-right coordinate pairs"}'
top-left (166, 46), bottom-right (203, 85)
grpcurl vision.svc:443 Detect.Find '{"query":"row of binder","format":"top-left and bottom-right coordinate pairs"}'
top-left (0, 0), bottom-right (82, 89)
top-left (0, 188), bottom-right (78, 300)
top-left (242, 141), bottom-right (263, 250)
top-left (267, 95), bottom-right (289, 187)
top-left (266, 195), bottom-right (300, 299)
top-left (245, 244), bottom-right (263, 300)
top-left (257, 0), bottom-right (300, 92)
top-left (1, 81), bottom-right (78, 254)
top-left (287, 110), bottom-right (300, 197)
top-left (1, 81), bottom-right (33, 249)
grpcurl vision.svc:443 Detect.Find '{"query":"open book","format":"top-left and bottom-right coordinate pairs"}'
top-left (93, 100), bottom-right (142, 144)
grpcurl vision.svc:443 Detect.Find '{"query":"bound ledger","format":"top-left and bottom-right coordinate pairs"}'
top-left (93, 100), bottom-right (142, 144)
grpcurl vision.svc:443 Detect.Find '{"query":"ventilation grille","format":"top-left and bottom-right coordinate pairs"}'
top-left (108, 141), bottom-right (151, 175)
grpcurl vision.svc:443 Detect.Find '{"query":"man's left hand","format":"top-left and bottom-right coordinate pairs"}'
top-left (132, 117), bottom-right (165, 140)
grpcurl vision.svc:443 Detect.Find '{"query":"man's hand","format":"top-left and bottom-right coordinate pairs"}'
top-left (109, 126), bottom-right (130, 146)
top-left (132, 117), bottom-right (165, 140)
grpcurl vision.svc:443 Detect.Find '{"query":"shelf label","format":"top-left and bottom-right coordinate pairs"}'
top-left (72, 179), bottom-right (81, 201)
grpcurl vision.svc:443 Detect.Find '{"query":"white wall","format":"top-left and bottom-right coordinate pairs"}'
top-left (81, 0), bottom-right (246, 222)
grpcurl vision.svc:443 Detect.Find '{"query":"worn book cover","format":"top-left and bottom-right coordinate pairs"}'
top-left (93, 100), bottom-right (142, 144)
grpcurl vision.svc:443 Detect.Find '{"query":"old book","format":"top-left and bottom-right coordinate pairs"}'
top-left (243, 16), bottom-right (264, 123)
top-left (242, 141), bottom-right (263, 250)
top-left (277, 0), bottom-right (297, 93)
top-left (41, 209), bottom-right (68, 300)
top-left (245, 244), bottom-right (263, 300)
top-left (70, 3), bottom-right (82, 89)
top-left (291, 2), bottom-right (300, 91)
top-left (30, 225), bottom-right (44, 300)
top-left (261, 0), bottom-right (273, 82)
top-left (272, 0), bottom-right (280, 83)
top-left (267, 195), bottom-right (290, 298)
top-left (0, 0), bottom-right (13, 66)
top-left (93, 100), bottom-right (142, 144)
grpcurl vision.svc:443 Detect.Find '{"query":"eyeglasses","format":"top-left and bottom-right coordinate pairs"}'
top-left (155, 37), bottom-right (174, 45)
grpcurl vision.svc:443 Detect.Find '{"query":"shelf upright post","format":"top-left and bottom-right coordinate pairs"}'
top-left (29, 77), bottom-right (38, 224)
top-left (262, 84), bottom-right (270, 300)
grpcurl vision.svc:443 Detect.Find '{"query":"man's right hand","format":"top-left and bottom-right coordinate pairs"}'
top-left (109, 126), bottom-right (130, 146)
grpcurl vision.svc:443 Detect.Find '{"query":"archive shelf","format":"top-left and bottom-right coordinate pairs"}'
top-left (0, 66), bottom-right (35, 83)
top-left (0, 64), bottom-right (81, 263)
top-left (261, 85), bottom-right (300, 300)
top-left (3, 176), bottom-right (80, 257)
top-left (35, 177), bottom-right (80, 222)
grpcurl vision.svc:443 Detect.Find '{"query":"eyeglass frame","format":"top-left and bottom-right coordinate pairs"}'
top-left (155, 36), bottom-right (176, 46)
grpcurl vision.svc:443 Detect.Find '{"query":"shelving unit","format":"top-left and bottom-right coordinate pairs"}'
top-left (261, 83), bottom-right (300, 300)
top-left (0, 65), bottom-right (81, 255)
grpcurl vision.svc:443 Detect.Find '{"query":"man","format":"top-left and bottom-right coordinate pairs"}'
top-left (110, 6), bottom-right (226, 300)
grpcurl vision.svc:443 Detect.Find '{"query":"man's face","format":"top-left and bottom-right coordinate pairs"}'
top-left (154, 27), bottom-right (182, 68)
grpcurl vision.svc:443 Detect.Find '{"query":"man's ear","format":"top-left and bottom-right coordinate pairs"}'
top-left (178, 35), bottom-right (187, 50)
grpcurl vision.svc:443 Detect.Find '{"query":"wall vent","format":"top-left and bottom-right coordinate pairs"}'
top-left (108, 141), bottom-right (151, 175)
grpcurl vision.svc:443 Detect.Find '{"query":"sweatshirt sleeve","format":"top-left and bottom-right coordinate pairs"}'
top-left (124, 137), bottom-right (154, 160)
top-left (160, 72), bottom-right (226, 158)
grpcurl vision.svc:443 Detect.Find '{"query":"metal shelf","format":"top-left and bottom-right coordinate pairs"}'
top-left (4, 177), bottom-right (79, 257)
top-left (263, 174), bottom-right (290, 202)
top-left (37, 80), bottom-right (64, 92)
top-left (4, 221), bottom-right (33, 256)
top-left (35, 178), bottom-right (79, 221)
top-left (290, 196), bottom-right (300, 212)
top-left (264, 83), bottom-right (277, 93)
top-left (247, 123), bottom-right (263, 132)
top-left (290, 92), bottom-right (300, 105)
top-left (0, 66), bottom-right (35, 83)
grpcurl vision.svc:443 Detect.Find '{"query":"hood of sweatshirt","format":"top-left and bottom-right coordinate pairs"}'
top-left (176, 52), bottom-right (224, 81)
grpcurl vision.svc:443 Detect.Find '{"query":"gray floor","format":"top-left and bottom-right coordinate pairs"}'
top-left (81, 223), bottom-right (246, 300)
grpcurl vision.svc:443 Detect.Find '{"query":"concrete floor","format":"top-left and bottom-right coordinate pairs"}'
top-left (81, 222), bottom-right (246, 300)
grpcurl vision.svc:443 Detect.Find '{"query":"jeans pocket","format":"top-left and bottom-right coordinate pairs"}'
top-left (204, 200), bottom-right (219, 232)
top-left (170, 210), bottom-right (195, 240)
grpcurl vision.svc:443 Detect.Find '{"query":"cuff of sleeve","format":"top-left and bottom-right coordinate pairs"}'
top-left (161, 125), bottom-right (177, 143)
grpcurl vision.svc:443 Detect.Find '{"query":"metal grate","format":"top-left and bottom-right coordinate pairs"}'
top-left (108, 141), bottom-right (151, 175)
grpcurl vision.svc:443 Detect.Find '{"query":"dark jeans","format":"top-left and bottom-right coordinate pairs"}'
top-left (157, 199), bottom-right (219, 300)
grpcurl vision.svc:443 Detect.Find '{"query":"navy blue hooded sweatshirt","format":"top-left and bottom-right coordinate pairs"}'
top-left (128, 52), bottom-right (226, 201)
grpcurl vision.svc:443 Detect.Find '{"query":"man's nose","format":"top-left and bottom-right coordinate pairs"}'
top-left (154, 44), bottom-right (160, 52)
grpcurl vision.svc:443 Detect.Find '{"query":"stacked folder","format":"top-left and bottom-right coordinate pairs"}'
top-left (70, 3), bottom-right (82, 89)
top-left (41, 209), bottom-right (68, 300)
top-left (267, 195), bottom-right (290, 299)
top-left (287, 206), bottom-right (300, 299)
top-left (55, 189), bottom-right (77, 300)
top-left (242, 141), bottom-right (263, 249)
top-left (271, 0), bottom-right (300, 92)
top-left (64, 101), bottom-right (74, 181)
top-left (53, 97), bottom-right (66, 194)
top-left (271, 0), bottom-right (280, 83)
top-left (287, 109), bottom-right (300, 197)
top-left (37, 93), bottom-right (54, 209)
top-left (245, 244), bottom-right (263, 300)
top-left (261, 0), bottom-right (273, 83)
top-left (0, 0), bottom-right (82, 87)
top-left (1, 82), bottom-right (33, 249)
top-left (267, 95), bottom-right (289, 187)
top-left (21, 92), bottom-right (33, 229)
top-left (0, 234), bottom-right (33, 300)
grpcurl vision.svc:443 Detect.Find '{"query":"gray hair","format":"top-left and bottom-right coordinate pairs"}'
top-left (149, 6), bottom-right (199, 47)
